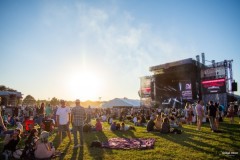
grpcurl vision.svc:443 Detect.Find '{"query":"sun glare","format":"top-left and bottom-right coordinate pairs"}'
top-left (68, 71), bottom-right (104, 101)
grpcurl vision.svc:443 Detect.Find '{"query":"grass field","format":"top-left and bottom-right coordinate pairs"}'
top-left (1, 117), bottom-right (240, 160)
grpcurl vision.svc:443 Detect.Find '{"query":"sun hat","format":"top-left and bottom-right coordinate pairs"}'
top-left (40, 131), bottom-right (49, 139)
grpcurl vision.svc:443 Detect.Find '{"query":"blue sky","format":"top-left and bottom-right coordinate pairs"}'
top-left (0, 0), bottom-right (239, 101)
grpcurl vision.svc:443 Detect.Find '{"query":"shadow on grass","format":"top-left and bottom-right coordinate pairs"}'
top-left (218, 123), bottom-right (240, 135)
top-left (51, 131), bottom-right (71, 149)
top-left (59, 142), bottom-right (70, 160)
top-left (84, 131), bottom-right (112, 160)
top-left (79, 147), bottom-right (84, 160)
top-left (51, 133), bottom-right (60, 149)
top-left (50, 132), bottom-right (73, 160)
top-left (183, 127), bottom-right (240, 149)
top-left (70, 147), bottom-right (78, 160)
top-left (151, 126), bottom-right (239, 160)
top-left (70, 146), bottom-right (83, 160)
top-left (111, 129), bottom-right (137, 139)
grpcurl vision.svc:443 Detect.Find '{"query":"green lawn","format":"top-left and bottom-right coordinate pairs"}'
top-left (1, 117), bottom-right (240, 160)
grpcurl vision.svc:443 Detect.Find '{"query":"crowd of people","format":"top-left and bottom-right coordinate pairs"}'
top-left (0, 96), bottom-right (239, 159)
top-left (0, 99), bottom-right (84, 159)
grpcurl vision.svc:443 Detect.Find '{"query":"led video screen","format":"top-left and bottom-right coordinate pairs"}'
top-left (201, 78), bottom-right (226, 94)
top-left (140, 77), bottom-right (151, 98)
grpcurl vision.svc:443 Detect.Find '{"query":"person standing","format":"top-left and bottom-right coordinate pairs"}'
top-left (184, 102), bottom-right (190, 124)
top-left (227, 102), bottom-right (235, 124)
top-left (86, 106), bottom-right (92, 124)
top-left (188, 104), bottom-right (193, 125)
top-left (215, 102), bottom-right (220, 130)
top-left (196, 100), bottom-right (204, 131)
top-left (45, 104), bottom-right (53, 118)
top-left (56, 100), bottom-right (71, 144)
top-left (208, 101), bottom-right (217, 132)
top-left (71, 99), bottom-right (86, 148)
top-left (36, 103), bottom-right (45, 125)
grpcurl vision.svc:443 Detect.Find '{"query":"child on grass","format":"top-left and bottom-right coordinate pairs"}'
top-left (2, 128), bottom-right (21, 160)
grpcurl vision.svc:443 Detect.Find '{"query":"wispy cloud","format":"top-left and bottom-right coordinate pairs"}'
top-left (0, 1), bottom-right (197, 100)
top-left (35, 1), bottom-right (194, 99)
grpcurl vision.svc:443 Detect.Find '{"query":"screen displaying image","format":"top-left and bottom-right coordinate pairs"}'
top-left (181, 82), bottom-right (192, 100)
top-left (140, 77), bottom-right (151, 98)
top-left (201, 78), bottom-right (226, 94)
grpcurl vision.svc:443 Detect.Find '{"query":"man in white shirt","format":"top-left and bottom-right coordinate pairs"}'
top-left (56, 100), bottom-right (71, 143)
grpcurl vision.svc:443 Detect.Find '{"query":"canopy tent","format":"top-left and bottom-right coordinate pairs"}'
top-left (101, 98), bottom-right (140, 108)
top-left (0, 91), bottom-right (23, 106)
top-left (0, 91), bottom-right (22, 98)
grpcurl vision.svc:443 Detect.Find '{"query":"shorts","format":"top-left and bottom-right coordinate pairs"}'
top-left (58, 124), bottom-right (70, 132)
top-left (197, 115), bottom-right (203, 121)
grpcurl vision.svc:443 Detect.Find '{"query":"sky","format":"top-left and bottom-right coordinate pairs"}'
top-left (0, 0), bottom-right (240, 101)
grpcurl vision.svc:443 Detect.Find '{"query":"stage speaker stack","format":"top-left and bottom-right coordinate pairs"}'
top-left (232, 82), bottom-right (237, 91)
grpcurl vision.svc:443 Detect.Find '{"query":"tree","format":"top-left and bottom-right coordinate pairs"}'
top-left (0, 85), bottom-right (16, 91)
top-left (22, 95), bottom-right (36, 106)
top-left (50, 97), bottom-right (59, 106)
top-left (0, 85), bottom-right (7, 91)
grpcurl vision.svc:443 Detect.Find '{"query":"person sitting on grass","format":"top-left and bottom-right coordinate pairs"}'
top-left (154, 114), bottom-right (163, 131)
top-left (120, 122), bottom-right (135, 131)
top-left (21, 128), bottom-right (39, 159)
top-left (95, 118), bottom-right (102, 132)
top-left (108, 116), bottom-right (113, 125)
top-left (110, 122), bottom-right (117, 131)
top-left (9, 115), bottom-right (16, 127)
top-left (116, 123), bottom-right (121, 130)
top-left (41, 115), bottom-right (55, 133)
top-left (2, 128), bottom-right (21, 160)
top-left (169, 116), bottom-right (180, 128)
top-left (146, 117), bottom-right (155, 132)
top-left (133, 115), bottom-right (138, 126)
top-left (161, 117), bottom-right (170, 134)
top-left (3, 114), bottom-right (10, 126)
top-left (15, 119), bottom-right (23, 134)
top-left (102, 114), bottom-right (107, 122)
top-left (139, 114), bottom-right (147, 126)
top-left (34, 131), bottom-right (55, 159)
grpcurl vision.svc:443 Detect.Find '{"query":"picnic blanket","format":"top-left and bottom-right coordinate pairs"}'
top-left (102, 138), bottom-right (155, 149)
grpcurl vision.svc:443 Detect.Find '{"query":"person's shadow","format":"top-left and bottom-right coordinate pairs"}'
top-left (70, 146), bottom-right (83, 160)
top-left (59, 142), bottom-right (70, 160)
top-left (79, 146), bottom-right (84, 160)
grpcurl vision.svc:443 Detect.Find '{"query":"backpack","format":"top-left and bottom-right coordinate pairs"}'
top-left (21, 137), bottom-right (38, 159)
top-left (13, 149), bottom-right (23, 159)
top-left (177, 129), bottom-right (182, 134)
top-left (170, 128), bottom-right (182, 134)
top-left (90, 140), bottom-right (102, 148)
top-left (83, 124), bottom-right (92, 132)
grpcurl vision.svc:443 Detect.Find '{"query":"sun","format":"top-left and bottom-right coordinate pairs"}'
top-left (68, 71), bottom-right (103, 101)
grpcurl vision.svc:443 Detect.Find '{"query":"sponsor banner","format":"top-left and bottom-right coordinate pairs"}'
top-left (181, 82), bottom-right (192, 100)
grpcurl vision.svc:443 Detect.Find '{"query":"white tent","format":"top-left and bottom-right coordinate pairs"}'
top-left (101, 98), bottom-right (140, 108)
